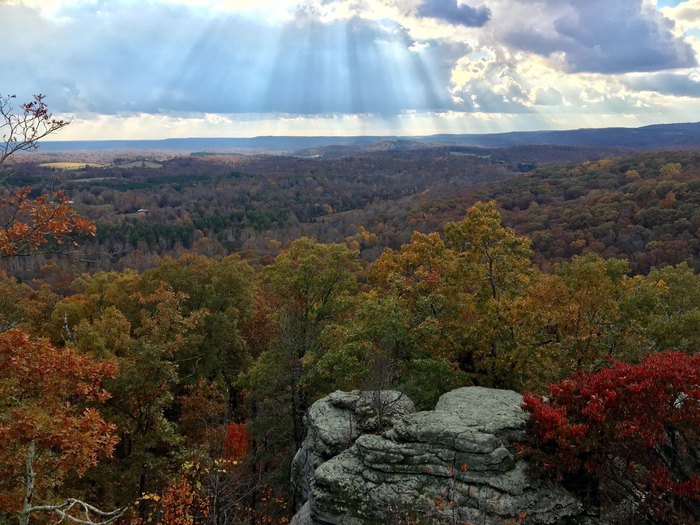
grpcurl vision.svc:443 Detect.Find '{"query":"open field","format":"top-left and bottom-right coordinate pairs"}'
top-left (39, 161), bottom-right (105, 170)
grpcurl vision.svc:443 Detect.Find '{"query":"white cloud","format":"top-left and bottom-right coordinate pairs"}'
top-left (663, 0), bottom-right (700, 30)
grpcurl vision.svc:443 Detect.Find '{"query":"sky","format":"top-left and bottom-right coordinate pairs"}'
top-left (2, 0), bottom-right (700, 139)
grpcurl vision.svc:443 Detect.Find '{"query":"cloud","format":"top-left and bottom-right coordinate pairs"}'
top-left (663, 0), bottom-right (700, 27)
top-left (447, 46), bottom-right (670, 117)
top-left (532, 86), bottom-right (563, 106)
top-left (0, 3), bottom-right (466, 116)
top-left (417, 0), bottom-right (491, 27)
top-left (449, 51), bottom-right (533, 113)
top-left (623, 73), bottom-right (700, 96)
top-left (500, 0), bottom-right (697, 73)
top-left (4, 0), bottom-right (700, 139)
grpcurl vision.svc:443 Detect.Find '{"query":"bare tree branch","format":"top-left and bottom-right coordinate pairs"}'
top-left (0, 94), bottom-right (70, 168)
top-left (28, 499), bottom-right (127, 525)
top-left (18, 441), bottom-right (128, 525)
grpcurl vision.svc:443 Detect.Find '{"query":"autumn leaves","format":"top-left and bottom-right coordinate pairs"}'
top-left (1, 197), bottom-right (699, 523)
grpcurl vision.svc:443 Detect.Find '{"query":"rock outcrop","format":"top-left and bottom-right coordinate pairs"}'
top-left (291, 387), bottom-right (585, 525)
top-left (291, 390), bottom-right (416, 509)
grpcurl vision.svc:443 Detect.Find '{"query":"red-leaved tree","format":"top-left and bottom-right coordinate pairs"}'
top-left (224, 423), bottom-right (251, 462)
top-left (523, 351), bottom-right (700, 524)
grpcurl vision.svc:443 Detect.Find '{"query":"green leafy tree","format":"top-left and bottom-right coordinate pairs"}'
top-left (142, 253), bottom-right (255, 386)
top-left (49, 271), bottom-right (197, 511)
top-left (317, 290), bottom-right (467, 409)
top-left (240, 238), bottom-right (359, 500)
top-left (444, 201), bottom-right (533, 386)
top-left (259, 238), bottom-right (359, 446)
top-left (621, 263), bottom-right (700, 356)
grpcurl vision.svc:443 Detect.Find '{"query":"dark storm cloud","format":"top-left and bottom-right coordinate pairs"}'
top-left (503, 0), bottom-right (697, 73)
top-left (417, 0), bottom-right (491, 27)
top-left (624, 73), bottom-right (700, 97)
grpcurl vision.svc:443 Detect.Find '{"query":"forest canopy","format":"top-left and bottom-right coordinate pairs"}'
top-left (2, 193), bottom-right (700, 523)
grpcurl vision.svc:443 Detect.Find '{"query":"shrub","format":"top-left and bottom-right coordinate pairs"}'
top-left (522, 352), bottom-right (700, 524)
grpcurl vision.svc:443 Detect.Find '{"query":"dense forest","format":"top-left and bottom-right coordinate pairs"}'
top-left (5, 148), bottom-right (700, 283)
top-left (3, 182), bottom-right (700, 523)
top-left (1, 105), bottom-right (699, 523)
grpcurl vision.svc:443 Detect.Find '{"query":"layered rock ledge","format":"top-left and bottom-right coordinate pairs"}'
top-left (291, 387), bottom-right (586, 525)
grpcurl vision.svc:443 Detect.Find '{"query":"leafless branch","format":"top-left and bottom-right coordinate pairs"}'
top-left (1, 94), bottom-right (70, 167)
top-left (20, 441), bottom-right (128, 525)
top-left (28, 499), bottom-right (128, 525)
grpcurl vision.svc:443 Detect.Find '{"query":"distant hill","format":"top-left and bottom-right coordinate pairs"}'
top-left (428, 122), bottom-right (700, 149)
top-left (37, 121), bottom-right (700, 154)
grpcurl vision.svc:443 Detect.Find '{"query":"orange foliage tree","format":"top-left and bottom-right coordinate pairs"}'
top-left (0, 94), bottom-right (117, 524)
top-left (135, 472), bottom-right (210, 525)
top-left (0, 187), bottom-right (95, 258)
top-left (0, 94), bottom-right (94, 259)
top-left (0, 329), bottom-right (123, 525)
top-left (176, 380), bottom-right (255, 524)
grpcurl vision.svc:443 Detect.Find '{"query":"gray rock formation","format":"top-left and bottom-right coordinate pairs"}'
top-left (291, 390), bottom-right (416, 509)
top-left (292, 386), bottom-right (586, 525)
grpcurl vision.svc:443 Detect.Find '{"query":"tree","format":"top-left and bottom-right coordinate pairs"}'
top-left (240, 238), bottom-right (359, 513)
top-left (68, 283), bottom-right (196, 511)
top-left (1, 94), bottom-right (68, 166)
top-left (142, 253), bottom-right (255, 387)
top-left (248, 237), bottom-right (360, 450)
top-left (0, 329), bottom-right (124, 525)
top-left (0, 94), bottom-right (94, 259)
top-left (505, 255), bottom-right (631, 391)
top-left (316, 289), bottom-right (468, 410)
top-left (176, 379), bottom-right (258, 525)
top-left (444, 201), bottom-right (533, 386)
top-left (51, 261), bottom-right (256, 518)
top-left (328, 231), bottom-right (470, 407)
top-left (134, 470), bottom-right (210, 525)
top-left (0, 94), bottom-right (123, 524)
top-left (444, 201), bottom-right (532, 303)
top-left (0, 187), bottom-right (95, 258)
top-left (621, 263), bottom-right (700, 356)
top-left (523, 352), bottom-right (700, 524)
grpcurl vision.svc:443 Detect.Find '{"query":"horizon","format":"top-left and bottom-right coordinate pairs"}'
top-left (33, 118), bottom-right (698, 142)
top-left (3, 0), bottom-right (700, 140)
top-left (34, 118), bottom-right (700, 143)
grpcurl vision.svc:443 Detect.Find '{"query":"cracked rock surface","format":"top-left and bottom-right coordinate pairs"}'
top-left (291, 387), bottom-right (586, 525)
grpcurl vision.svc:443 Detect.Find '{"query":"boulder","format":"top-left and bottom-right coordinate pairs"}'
top-left (292, 387), bottom-right (586, 525)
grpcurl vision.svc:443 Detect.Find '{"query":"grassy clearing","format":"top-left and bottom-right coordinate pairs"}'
top-left (39, 162), bottom-right (105, 170)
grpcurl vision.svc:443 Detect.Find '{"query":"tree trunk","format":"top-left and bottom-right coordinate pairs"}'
top-left (19, 441), bottom-right (37, 525)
